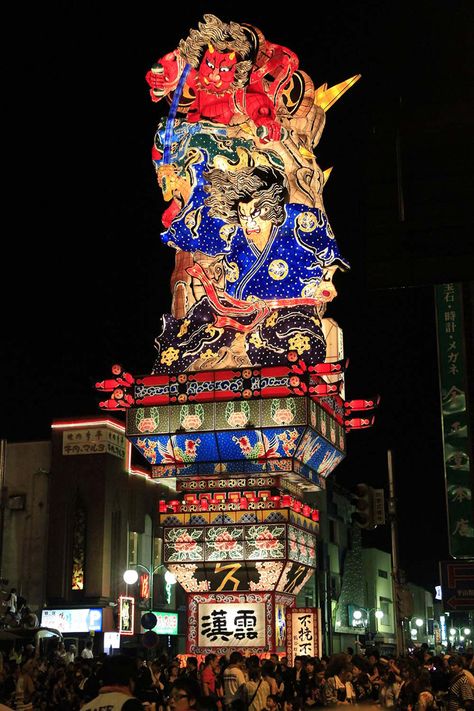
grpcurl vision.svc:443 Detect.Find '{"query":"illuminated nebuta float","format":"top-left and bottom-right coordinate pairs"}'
top-left (96, 15), bottom-right (378, 655)
top-left (146, 13), bottom-right (358, 373)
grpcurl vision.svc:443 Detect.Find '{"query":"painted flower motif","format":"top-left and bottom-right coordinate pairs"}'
top-left (233, 433), bottom-right (279, 461)
top-left (201, 348), bottom-right (219, 361)
top-left (185, 439), bottom-right (198, 455)
top-left (279, 430), bottom-right (299, 456)
top-left (235, 435), bottom-right (251, 451)
top-left (205, 324), bottom-right (221, 337)
top-left (250, 332), bottom-right (264, 348)
top-left (273, 409), bottom-right (294, 425)
top-left (175, 532), bottom-right (198, 552)
top-left (181, 415), bottom-right (202, 430)
top-left (266, 311), bottom-right (278, 328)
top-left (137, 418), bottom-right (157, 433)
top-left (289, 539), bottom-right (298, 552)
top-left (227, 411), bottom-right (249, 427)
top-left (136, 438), bottom-right (159, 464)
top-left (157, 437), bottom-right (201, 465)
top-left (214, 531), bottom-right (237, 551)
top-left (177, 319), bottom-right (190, 338)
top-left (288, 333), bottom-right (311, 355)
top-left (256, 530), bottom-right (279, 549)
top-left (289, 375), bottom-right (300, 387)
top-left (161, 347), bottom-right (179, 366)
top-left (250, 561), bottom-right (283, 590)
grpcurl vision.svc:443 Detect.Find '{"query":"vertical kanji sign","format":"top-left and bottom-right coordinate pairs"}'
top-left (119, 596), bottom-right (135, 635)
top-left (286, 608), bottom-right (321, 665)
top-left (435, 284), bottom-right (473, 558)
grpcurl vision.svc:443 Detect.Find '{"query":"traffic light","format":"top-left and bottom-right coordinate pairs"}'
top-left (395, 583), bottom-right (414, 618)
top-left (351, 483), bottom-right (373, 528)
top-left (351, 484), bottom-right (385, 529)
top-left (141, 612), bottom-right (159, 649)
top-left (372, 488), bottom-right (386, 526)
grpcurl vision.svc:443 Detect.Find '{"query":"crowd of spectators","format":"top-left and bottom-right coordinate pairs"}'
top-left (0, 642), bottom-right (474, 710)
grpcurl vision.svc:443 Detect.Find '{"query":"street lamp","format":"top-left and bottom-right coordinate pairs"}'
top-left (351, 607), bottom-right (384, 644)
top-left (123, 564), bottom-right (176, 609)
top-left (409, 617), bottom-right (427, 644)
top-left (123, 569), bottom-right (139, 586)
top-left (448, 626), bottom-right (472, 648)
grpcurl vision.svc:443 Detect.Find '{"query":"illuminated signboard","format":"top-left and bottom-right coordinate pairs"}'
top-left (41, 608), bottom-right (102, 633)
top-left (140, 573), bottom-right (150, 600)
top-left (119, 596), bottom-right (135, 636)
top-left (286, 608), bottom-right (321, 665)
top-left (104, 632), bottom-right (121, 654)
top-left (198, 602), bottom-right (266, 649)
top-left (140, 611), bottom-right (178, 635)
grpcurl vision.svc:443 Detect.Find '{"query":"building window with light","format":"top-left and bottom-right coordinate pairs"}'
top-left (128, 531), bottom-right (138, 565)
top-left (379, 597), bottom-right (392, 626)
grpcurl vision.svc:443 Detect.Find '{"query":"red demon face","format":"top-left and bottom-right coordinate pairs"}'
top-left (198, 45), bottom-right (237, 92)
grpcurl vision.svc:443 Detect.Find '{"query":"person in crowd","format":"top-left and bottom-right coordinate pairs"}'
top-left (300, 657), bottom-right (323, 709)
top-left (21, 608), bottom-right (39, 629)
top-left (262, 660), bottom-right (279, 697)
top-left (279, 657), bottom-right (295, 708)
top-left (244, 666), bottom-right (271, 711)
top-left (6, 590), bottom-right (17, 620)
top-left (163, 661), bottom-right (181, 701)
top-left (223, 652), bottom-right (246, 711)
top-left (446, 655), bottom-right (474, 711)
top-left (350, 655), bottom-right (372, 702)
top-left (367, 649), bottom-right (384, 701)
top-left (201, 653), bottom-right (221, 711)
top-left (80, 654), bottom-right (143, 710)
top-left (134, 655), bottom-right (155, 703)
top-left (64, 644), bottom-right (76, 665)
top-left (149, 657), bottom-right (166, 708)
top-left (81, 640), bottom-right (94, 659)
top-left (270, 656), bottom-right (280, 671)
top-left (322, 654), bottom-right (353, 706)
top-left (14, 661), bottom-right (35, 711)
top-left (185, 657), bottom-right (200, 683)
top-left (379, 670), bottom-right (400, 708)
top-left (168, 677), bottom-right (201, 711)
top-left (397, 663), bottom-right (418, 711)
top-left (265, 694), bottom-right (280, 711)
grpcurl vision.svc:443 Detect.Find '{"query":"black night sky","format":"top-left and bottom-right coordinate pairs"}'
top-left (4, 1), bottom-right (473, 590)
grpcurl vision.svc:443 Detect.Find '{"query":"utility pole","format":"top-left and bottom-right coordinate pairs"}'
top-left (388, 449), bottom-right (405, 655)
top-left (0, 440), bottom-right (6, 581)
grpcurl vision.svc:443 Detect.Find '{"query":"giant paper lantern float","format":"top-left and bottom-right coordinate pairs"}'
top-left (96, 14), bottom-right (378, 654)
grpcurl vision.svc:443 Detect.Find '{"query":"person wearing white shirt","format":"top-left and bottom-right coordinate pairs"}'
top-left (81, 641), bottom-right (94, 659)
